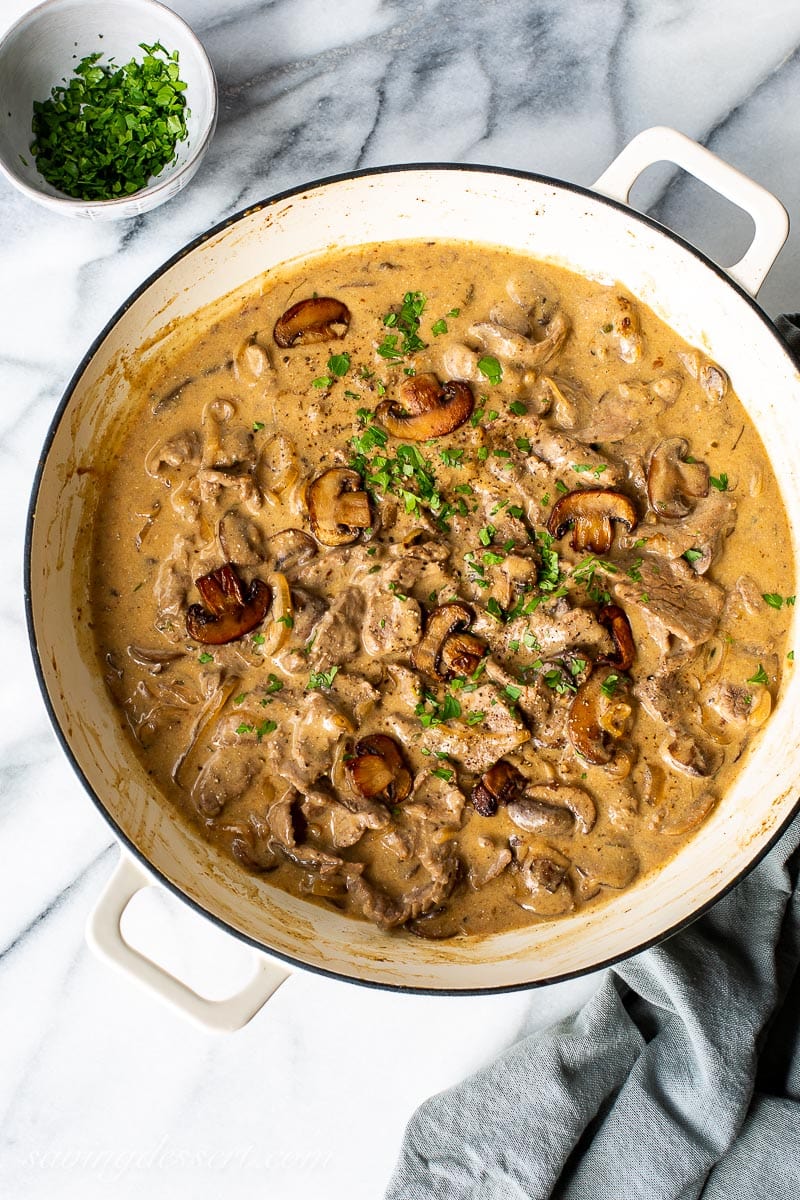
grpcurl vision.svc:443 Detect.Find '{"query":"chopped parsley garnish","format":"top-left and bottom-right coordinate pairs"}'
top-left (233, 693), bottom-right (246, 705)
top-left (255, 719), bottom-right (278, 740)
top-left (253, 421), bottom-right (265, 432)
top-left (763, 592), bottom-right (793, 609)
top-left (747, 664), bottom-right (769, 685)
top-left (466, 711), bottom-right (485, 726)
top-left (416, 690), bottom-right (463, 727)
top-left (312, 375), bottom-right (333, 389)
top-left (478, 524), bottom-right (496, 546)
top-left (486, 598), bottom-right (504, 621)
top-left (555, 479), bottom-right (569, 495)
top-left (543, 666), bottom-right (578, 694)
top-left (379, 291), bottom-right (427, 358)
top-left (515, 437), bottom-right (532, 453)
top-left (432, 767), bottom-right (454, 782)
top-left (251, 633), bottom-right (266, 645)
top-left (276, 614), bottom-right (294, 628)
top-left (709, 473), bottom-right (729, 492)
top-left (683, 548), bottom-right (704, 564)
top-left (509, 401), bottom-right (527, 416)
top-left (30, 43), bottom-right (189, 201)
top-left (601, 673), bottom-right (620, 697)
top-left (504, 683), bottom-right (522, 701)
top-left (536, 530), bottom-right (561, 594)
top-left (572, 555), bottom-right (616, 603)
top-left (327, 352), bottom-right (351, 377)
top-left (198, 651), bottom-right (214, 664)
top-left (236, 722), bottom-right (254, 736)
top-left (352, 422), bottom-right (389, 455)
top-left (266, 673), bottom-right (284, 694)
top-left (307, 666), bottom-right (340, 690)
top-left (431, 318), bottom-right (448, 336)
top-left (439, 447), bottom-right (465, 468)
top-left (350, 439), bottom-right (453, 527)
top-left (477, 356), bottom-right (503, 385)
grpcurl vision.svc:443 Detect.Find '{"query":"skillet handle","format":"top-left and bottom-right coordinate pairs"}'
top-left (592, 125), bottom-right (788, 297)
top-left (86, 853), bottom-right (291, 1032)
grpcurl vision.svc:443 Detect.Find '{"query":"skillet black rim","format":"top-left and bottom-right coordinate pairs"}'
top-left (23, 160), bottom-right (800, 998)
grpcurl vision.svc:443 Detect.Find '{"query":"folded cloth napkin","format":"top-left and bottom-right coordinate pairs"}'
top-left (385, 318), bottom-right (800, 1200)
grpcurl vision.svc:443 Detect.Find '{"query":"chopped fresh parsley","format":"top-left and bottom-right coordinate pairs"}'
top-left (198, 651), bottom-right (214, 664)
top-left (509, 401), bottom-right (527, 416)
top-left (307, 666), bottom-right (339, 690)
top-left (379, 291), bottom-right (427, 358)
top-left (709, 473), bottom-right (729, 492)
top-left (486, 598), bottom-right (504, 621)
top-left (327, 352), bottom-right (351, 377)
top-left (536, 530), bottom-right (561, 594)
top-left (477, 355), bottom-right (503, 385)
top-left (276, 614), bottom-right (294, 628)
top-left (600, 673), bottom-right (620, 698)
top-left (432, 767), bottom-right (454, 782)
top-left (30, 43), bottom-right (189, 201)
top-left (266, 673), bottom-right (284, 694)
top-left (543, 666), bottom-right (577, 695)
top-left (762, 592), bottom-right (792, 609)
top-left (439, 447), bottom-right (465, 468)
top-left (683, 548), bottom-right (704, 564)
top-left (431, 318), bottom-right (448, 336)
top-left (747, 664), bottom-right (769, 685)
top-left (252, 421), bottom-right (265, 432)
top-left (312, 375), bottom-right (333, 389)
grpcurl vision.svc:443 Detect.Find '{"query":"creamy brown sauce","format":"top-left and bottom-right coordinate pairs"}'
top-left (90, 241), bottom-right (794, 939)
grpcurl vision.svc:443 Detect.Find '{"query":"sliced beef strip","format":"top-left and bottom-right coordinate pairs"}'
top-left (362, 562), bottom-right (424, 657)
top-left (307, 587), bottom-right (364, 670)
top-left (613, 554), bottom-right (724, 650)
top-left (523, 416), bottom-right (625, 485)
top-left (344, 831), bottom-right (459, 930)
top-left (623, 489), bottom-right (736, 574)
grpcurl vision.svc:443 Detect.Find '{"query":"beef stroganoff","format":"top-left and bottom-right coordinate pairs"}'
top-left (90, 241), bottom-right (794, 938)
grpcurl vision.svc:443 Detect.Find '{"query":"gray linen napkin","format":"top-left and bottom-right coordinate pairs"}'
top-left (385, 318), bottom-right (800, 1200)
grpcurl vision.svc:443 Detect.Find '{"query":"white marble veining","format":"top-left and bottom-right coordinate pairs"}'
top-left (3, 1), bottom-right (800, 1196)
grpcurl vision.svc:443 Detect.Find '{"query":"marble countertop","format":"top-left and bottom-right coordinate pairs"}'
top-left (3, 1), bottom-right (800, 1196)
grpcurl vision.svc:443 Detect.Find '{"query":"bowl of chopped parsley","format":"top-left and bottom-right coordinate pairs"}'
top-left (0, 0), bottom-right (217, 219)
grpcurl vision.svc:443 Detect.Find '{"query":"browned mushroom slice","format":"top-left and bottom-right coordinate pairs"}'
top-left (411, 601), bottom-right (476, 679)
top-left (438, 631), bottom-right (487, 679)
top-left (547, 488), bottom-right (638, 554)
top-left (647, 437), bottom-right (709, 518)
top-left (471, 760), bottom-right (525, 817)
top-left (273, 297), bottom-right (351, 347)
top-left (598, 604), bottom-right (635, 671)
top-left (266, 528), bottom-right (318, 573)
top-left (346, 733), bottom-right (412, 803)
top-left (185, 564), bottom-right (271, 645)
top-left (307, 467), bottom-right (371, 547)
top-left (567, 667), bottom-right (633, 766)
top-left (376, 375), bottom-right (474, 440)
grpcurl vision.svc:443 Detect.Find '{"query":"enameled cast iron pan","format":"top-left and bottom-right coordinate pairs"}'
top-left (26, 127), bottom-right (800, 1030)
